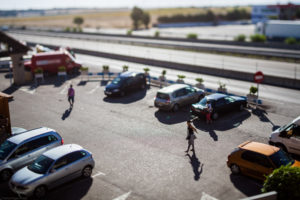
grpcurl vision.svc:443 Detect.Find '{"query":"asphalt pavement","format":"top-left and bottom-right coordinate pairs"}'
top-left (0, 69), bottom-right (299, 200)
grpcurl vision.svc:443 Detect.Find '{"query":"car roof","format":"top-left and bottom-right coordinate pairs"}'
top-left (157, 84), bottom-right (189, 94)
top-left (120, 71), bottom-right (141, 78)
top-left (8, 127), bottom-right (56, 145)
top-left (239, 141), bottom-right (279, 156)
top-left (292, 116), bottom-right (300, 126)
top-left (43, 144), bottom-right (83, 160)
top-left (207, 93), bottom-right (227, 100)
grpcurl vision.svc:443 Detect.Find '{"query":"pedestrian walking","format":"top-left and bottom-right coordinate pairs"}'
top-left (185, 120), bottom-right (198, 153)
top-left (206, 100), bottom-right (213, 124)
top-left (68, 84), bottom-right (75, 107)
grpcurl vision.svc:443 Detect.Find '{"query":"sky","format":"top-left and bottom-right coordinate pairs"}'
top-left (1, 0), bottom-right (300, 10)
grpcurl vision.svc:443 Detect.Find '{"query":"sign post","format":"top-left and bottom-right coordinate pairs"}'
top-left (253, 71), bottom-right (264, 108)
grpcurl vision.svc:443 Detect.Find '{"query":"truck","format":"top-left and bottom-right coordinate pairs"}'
top-left (24, 49), bottom-right (81, 75)
top-left (256, 20), bottom-right (300, 41)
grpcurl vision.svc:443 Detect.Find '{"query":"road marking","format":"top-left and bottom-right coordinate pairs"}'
top-left (88, 84), bottom-right (100, 94)
top-left (19, 86), bottom-right (36, 94)
top-left (201, 192), bottom-right (218, 200)
top-left (92, 171), bottom-right (106, 178)
top-left (112, 191), bottom-right (131, 200)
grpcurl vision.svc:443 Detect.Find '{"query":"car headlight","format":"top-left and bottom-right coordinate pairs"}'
top-left (113, 89), bottom-right (120, 92)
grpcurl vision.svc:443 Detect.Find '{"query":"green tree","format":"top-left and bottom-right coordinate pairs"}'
top-left (130, 6), bottom-right (144, 30)
top-left (142, 12), bottom-right (151, 29)
top-left (262, 164), bottom-right (300, 200)
top-left (73, 16), bottom-right (84, 29)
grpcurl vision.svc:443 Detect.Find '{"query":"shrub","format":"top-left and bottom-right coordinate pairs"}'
top-left (250, 34), bottom-right (266, 42)
top-left (162, 70), bottom-right (167, 76)
top-left (177, 75), bottom-right (186, 80)
top-left (285, 37), bottom-right (297, 45)
top-left (196, 78), bottom-right (204, 84)
top-left (65, 27), bottom-right (71, 32)
top-left (249, 86), bottom-right (258, 95)
top-left (262, 164), bottom-right (300, 200)
top-left (234, 34), bottom-right (246, 42)
top-left (143, 68), bottom-right (150, 73)
top-left (123, 65), bottom-right (129, 71)
top-left (34, 67), bottom-right (43, 74)
top-left (102, 65), bottom-right (109, 71)
top-left (72, 27), bottom-right (77, 32)
top-left (154, 31), bottom-right (160, 38)
top-left (218, 81), bottom-right (226, 89)
top-left (58, 66), bottom-right (66, 72)
top-left (187, 33), bottom-right (198, 39)
top-left (80, 66), bottom-right (89, 71)
top-left (127, 30), bottom-right (132, 36)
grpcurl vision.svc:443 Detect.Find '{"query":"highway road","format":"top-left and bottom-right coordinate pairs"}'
top-left (8, 32), bottom-right (300, 80)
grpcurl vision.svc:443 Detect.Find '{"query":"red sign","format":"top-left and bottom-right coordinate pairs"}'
top-left (254, 71), bottom-right (264, 83)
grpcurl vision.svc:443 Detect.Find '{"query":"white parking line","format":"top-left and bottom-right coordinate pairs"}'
top-left (92, 171), bottom-right (106, 178)
top-left (200, 192), bottom-right (218, 200)
top-left (88, 84), bottom-right (100, 94)
top-left (19, 86), bottom-right (36, 94)
top-left (112, 191), bottom-right (131, 200)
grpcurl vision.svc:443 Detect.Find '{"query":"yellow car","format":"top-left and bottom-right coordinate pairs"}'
top-left (227, 141), bottom-right (300, 180)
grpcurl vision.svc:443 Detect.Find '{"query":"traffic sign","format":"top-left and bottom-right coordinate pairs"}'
top-left (254, 71), bottom-right (264, 83)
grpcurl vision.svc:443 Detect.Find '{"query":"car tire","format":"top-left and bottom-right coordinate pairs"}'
top-left (34, 185), bottom-right (47, 199)
top-left (82, 166), bottom-right (93, 178)
top-left (276, 143), bottom-right (288, 152)
top-left (0, 169), bottom-right (12, 181)
top-left (212, 112), bottom-right (218, 120)
top-left (172, 104), bottom-right (179, 112)
top-left (230, 164), bottom-right (240, 174)
top-left (239, 104), bottom-right (244, 111)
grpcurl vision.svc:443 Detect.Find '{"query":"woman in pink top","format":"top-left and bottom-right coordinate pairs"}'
top-left (68, 84), bottom-right (75, 107)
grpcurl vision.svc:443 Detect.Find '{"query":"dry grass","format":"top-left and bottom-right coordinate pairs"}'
top-left (0, 6), bottom-right (251, 29)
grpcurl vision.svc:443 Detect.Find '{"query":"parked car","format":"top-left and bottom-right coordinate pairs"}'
top-left (269, 116), bottom-right (300, 155)
top-left (190, 93), bottom-right (247, 120)
top-left (154, 84), bottom-right (204, 112)
top-left (104, 72), bottom-right (147, 97)
top-left (227, 141), bottom-right (300, 180)
top-left (0, 127), bottom-right (63, 181)
top-left (10, 144), bottom-right (95, 198)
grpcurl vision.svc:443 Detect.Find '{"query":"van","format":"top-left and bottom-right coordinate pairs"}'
top-left (0, 127), bottom-right (63, 181)
top-left (269, 116), bottom-right (300, 155)
top-left (24, 50), bottom-right (81, 76)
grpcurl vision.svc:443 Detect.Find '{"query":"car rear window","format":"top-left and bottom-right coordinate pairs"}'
top-left (156, 92), bottom-right (169, 100)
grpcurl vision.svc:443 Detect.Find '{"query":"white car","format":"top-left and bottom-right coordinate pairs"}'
top-left (269, 116), bottom-right (300, 155)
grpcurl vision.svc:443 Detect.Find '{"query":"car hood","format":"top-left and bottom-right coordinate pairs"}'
top-left (192, 102), bottom-right (206, 110)
top-left (292, 160), bottom-right (300, 168)
top-left (105, 83), bottom-right (120, 90)
top-left (11, 167), bottom-right (43, 185)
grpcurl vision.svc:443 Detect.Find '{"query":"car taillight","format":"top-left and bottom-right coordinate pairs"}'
top-left (61, 138), bottom-right (64, 145)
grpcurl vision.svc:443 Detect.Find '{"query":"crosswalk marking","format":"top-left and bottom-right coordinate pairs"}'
top-left (112, 191), bottom-right (131, 200)
top-left (19, 86), bottom-right (36, 94)
top-left (92, 171), bottom-right (106, 178)
top-left (88, 84), bottom-right (100, 94)
top-left (201, 192), bottom-right (218, 200)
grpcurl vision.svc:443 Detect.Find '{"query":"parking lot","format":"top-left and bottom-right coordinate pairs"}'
top-left (0, 68), bottom-right (299, 200)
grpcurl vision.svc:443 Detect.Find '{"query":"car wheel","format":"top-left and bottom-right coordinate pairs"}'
top-left (0, 169), bottom-right (12, 181)
top-left (82, 166), bottom-right (93, 178)
top-left (230, 164), bottom-right (240, 174)
top-left (120, 91), bottom-right (125, 97)
top-left (212, 112), bottom-right (218, 120)
top-left (172, 104), bottom-right (179, 112)
top-left (239, 104), bottom-right (244, 111)
top-left (276, 143), bottom-right (288, 152)
top-left (34, 185), bottom-right (47, 199)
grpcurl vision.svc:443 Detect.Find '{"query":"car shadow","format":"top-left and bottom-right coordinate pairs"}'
top-left (154, 106), bottom-right (191, 125)
top-left (0, 181), bottom-right (20, 199)
top-left (230, 174), bottom-right (262, 197)
top-left (192, 110), bottom-right (251, 140)
top-left (103, 88), bottom-right (147, 104)
top-left (186, 151), bottom-right (204, 181)
top-left (251, 108), bottom-right (280, 131)
top-left (36, 177), bottom-right (93, 200)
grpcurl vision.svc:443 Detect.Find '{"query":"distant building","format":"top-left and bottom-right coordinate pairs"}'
top-left (252, 3), bottom-right (300, 24)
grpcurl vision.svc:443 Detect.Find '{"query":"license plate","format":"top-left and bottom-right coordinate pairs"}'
top-left (105, 91), bottom-right (112, 95)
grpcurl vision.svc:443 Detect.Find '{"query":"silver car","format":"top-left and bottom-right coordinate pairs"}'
top-left (0, 127), bottom-right (63, 181)
top-left (154, 84), bottom-right (205, 111)
top-left (10, 144), bottom-right (95, 198)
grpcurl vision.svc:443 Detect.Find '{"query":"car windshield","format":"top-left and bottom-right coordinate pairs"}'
top-left (0, 140), bottom-right (17, 160)
top-left (269, 150), bottom-right (294, 168)
top-left (156, 92), bottom-right (169, 100)
top-left (28, 155), bottom-right (54, 174)
top-left (278, 122), bottom-right (292, 132)
top-left (199, 97), bottom-right (207, 106)
top-left (111, 77), bottom-right (125, 85)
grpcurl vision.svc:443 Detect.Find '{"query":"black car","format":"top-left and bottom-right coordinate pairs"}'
top-left (190, 93), bottom-right (247, 120)
top-left (104, 72), bottom-right (147, 96)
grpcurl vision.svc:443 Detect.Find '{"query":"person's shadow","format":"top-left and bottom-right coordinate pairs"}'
top-left (61, 106), bottom-right (72, 120)
top-left (186, 152), bottom-right (204, 181)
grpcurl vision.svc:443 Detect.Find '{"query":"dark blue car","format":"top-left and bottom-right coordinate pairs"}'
top-left (104, 72), bottom-right (147, 97)
top-left (191, 93), bottom-right (247, 120)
